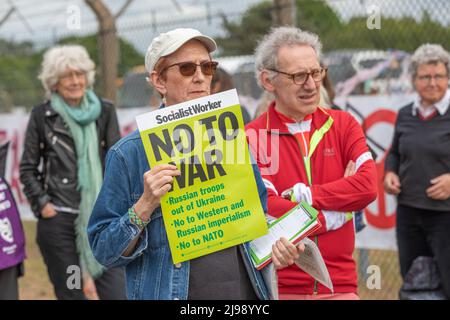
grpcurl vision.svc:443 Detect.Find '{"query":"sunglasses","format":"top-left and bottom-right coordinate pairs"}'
top-left (160, 61), bottom-right (219, 77)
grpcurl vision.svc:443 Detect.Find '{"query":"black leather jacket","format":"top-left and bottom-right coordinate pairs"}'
top-left (19, 99), bottom-right (121, 218)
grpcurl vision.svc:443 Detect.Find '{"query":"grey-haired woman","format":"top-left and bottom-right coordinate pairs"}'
top-left (19, 45), bottom-right (126, 300)
top-left (384, 43), bottom-right (450, 299)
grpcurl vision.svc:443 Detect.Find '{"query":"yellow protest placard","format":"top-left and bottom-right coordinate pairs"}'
top-left (136, 89), bottom-right (268, 264)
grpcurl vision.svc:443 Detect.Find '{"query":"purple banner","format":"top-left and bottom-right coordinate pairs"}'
top-left (0, 177), bottom-right (26, 270)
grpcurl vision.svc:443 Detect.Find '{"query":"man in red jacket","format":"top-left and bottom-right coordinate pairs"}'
top-left (246, 27), bottom-right (378, 299)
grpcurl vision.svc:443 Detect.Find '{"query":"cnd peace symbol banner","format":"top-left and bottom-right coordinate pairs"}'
top-left (136, 89), bottom-right (268, 264)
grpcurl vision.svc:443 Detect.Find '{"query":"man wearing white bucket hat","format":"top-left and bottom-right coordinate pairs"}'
top-left (87, 28), bottom-right (302, 300)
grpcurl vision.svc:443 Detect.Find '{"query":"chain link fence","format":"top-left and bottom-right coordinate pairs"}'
top-left (1, 0), bottom-right (449, 300)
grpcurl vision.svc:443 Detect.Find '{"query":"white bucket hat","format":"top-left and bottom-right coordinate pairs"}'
top-left (145, 28), bottom-right (217, 73)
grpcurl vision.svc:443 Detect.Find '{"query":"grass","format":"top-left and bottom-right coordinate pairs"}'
top-left (354, 249), bottom-right (402, 300)
top-left (17, 220), bottom-right (402, 300)
top-left (18, 220), bottom-right (55, 300)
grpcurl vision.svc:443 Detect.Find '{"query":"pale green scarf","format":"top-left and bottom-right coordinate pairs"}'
top-left (51, 89), bottom-right (104, 279)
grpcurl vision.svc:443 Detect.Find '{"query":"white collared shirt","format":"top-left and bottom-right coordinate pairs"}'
top-left (412, 89), bottom-right (450, 117)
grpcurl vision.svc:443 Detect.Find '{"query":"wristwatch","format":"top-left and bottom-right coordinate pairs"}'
top-left (281, 188), bottom-right (296, 202)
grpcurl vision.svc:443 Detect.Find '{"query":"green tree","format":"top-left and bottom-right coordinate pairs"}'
top-left (325, 11), bottom-right (450, 52)
top-left (217, 0), bottom-right (342, 56)
top-left (295, 0), bottom-right (341, 37)
top-left (0, 41), bottom-right (42, 111)
top-left (58, 35), bottom-right (143, 77)
top-left (216, 1), bottom-right (450, 56)
top-left (216, 1), bottom-right (273, 56)
top-left (0, 35), bottom-right (144, 111)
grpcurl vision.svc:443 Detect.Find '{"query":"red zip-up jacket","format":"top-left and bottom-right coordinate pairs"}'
top-left (245, 102), bottom-right (378, 295)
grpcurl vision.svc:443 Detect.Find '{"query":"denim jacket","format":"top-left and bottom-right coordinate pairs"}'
top-left (87, 130), bottom-right (271, 300)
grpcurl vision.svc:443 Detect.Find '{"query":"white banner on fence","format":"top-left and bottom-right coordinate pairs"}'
top-left (0, 106), bottom-right (150, 221)
top-left (1, 95), bottom-right (418, 250)
top-left (335, 94), bottom-right (416, 250)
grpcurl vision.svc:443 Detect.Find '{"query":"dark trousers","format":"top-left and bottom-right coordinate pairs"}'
top-left (396, 204), bottom-right (450, 298)
top-left (0, 265), bottom-right (19, 300)
top-left (37, 212), bottom-right (127, 300)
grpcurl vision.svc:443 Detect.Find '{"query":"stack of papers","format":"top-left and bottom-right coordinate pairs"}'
top-left (249, 201), bottom-right (321, 270)
top-left (250, 201), bottom-right (334, 295)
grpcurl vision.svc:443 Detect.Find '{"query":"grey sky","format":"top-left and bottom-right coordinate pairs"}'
top-left (0, 0), bottom-right (262, 52)
top-left (0, 0), bottom-right (448, 54)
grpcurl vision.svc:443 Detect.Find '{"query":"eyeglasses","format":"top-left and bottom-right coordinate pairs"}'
top-left (268, 67), bottom-right (327, 85)
top-left (60, 70), bottom-right (86, 81)
top-left (416, 74), bottom-right (448, 83)
top-left (160, 61), bottom-right (219, 77)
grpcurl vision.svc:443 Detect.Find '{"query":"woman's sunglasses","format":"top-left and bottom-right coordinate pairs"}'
top-left (160, 61), bottom-right (219, 77)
